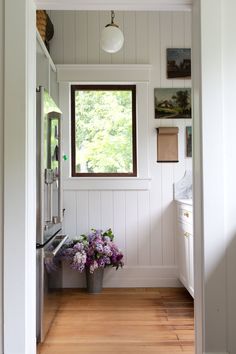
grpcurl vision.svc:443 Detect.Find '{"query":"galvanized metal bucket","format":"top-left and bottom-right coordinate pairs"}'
top-left (86, 267), bottom-right (104, 294)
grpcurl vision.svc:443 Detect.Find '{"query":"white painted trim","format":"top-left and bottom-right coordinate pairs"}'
top-left (0, 0), bottom-right (3, 351)
top-left (203, 353), bottom-right (229, 354)
top-left (36, 30), bottom-right (56, 73)
top-left (57, 64), bottom-right (152, 83)
top-left (61, 265), bottom-right (181, 288)
top-left (4, 0), bottom-right (36, 353)
top-left (192, 2), bottom-right (204, 354)
top-left (36, 0), bottom-right (192, 11)
top-left (63, 178), bottom-right (151, 191)
top-left (60, 79), bottom-right (150, 190)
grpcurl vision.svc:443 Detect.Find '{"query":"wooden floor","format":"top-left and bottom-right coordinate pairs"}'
top-left (38, 288), bottom-right (194, 354)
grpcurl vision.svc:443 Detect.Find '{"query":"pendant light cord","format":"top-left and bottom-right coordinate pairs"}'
top-left (105, 10), bottom-right (119, 28)
top-left (111, 10), bottom-right (115, 24)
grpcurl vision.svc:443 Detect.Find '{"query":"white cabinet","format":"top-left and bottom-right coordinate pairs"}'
top-left (176, 201), bottom-right (194, 297)
top-left (36, 31), bottom-right (59, 106)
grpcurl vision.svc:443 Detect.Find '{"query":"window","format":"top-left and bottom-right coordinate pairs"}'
top-left (71, 85), bottom-right (137, 177)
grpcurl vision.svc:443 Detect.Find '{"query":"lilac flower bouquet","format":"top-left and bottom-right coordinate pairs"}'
top-left (59, 228), bottom-right (124, 274)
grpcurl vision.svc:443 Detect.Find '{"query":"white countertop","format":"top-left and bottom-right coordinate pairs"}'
top-left (175, 198), bottom-right (193, 206)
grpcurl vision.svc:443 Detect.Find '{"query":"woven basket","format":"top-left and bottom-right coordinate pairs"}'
top-left (36, 10), bottom-right (47, 42)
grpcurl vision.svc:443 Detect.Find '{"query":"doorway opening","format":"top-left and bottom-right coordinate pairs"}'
top-left (36, 5), bottom-right (196, 354)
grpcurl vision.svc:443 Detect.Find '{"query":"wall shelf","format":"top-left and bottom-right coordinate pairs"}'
top-left (36, 29), bottom-right (56, 73)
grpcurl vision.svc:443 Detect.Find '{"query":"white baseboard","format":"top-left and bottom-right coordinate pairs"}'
top-left (204, 352), bottom-right (229, 354)
top-left (61, 265), bottom-right (181, 288)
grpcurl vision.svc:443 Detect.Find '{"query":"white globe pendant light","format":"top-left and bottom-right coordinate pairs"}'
top-left (101, 11), bottom-right (124, 54)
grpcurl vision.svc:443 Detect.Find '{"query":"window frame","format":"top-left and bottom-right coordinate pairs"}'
top-left (71, 84), bottom-right (137, 177)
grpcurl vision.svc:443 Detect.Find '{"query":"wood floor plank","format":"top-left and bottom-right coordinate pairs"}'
top-left (38, 288), bottom-right (194, 354)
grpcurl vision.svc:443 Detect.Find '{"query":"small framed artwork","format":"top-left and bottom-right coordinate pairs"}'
top-left (186, 126), bottom-right (192, 157)
top-left (156, 127), bottom-right (179, 163)
top-left (167, 48), bottom-right (191, 79)
top-left (154, 88), bottom-right (191, 119)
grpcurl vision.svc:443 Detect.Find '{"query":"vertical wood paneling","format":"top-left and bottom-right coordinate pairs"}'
top-left (172, 12), bottom-right (185, 48)
top-left (159, 115), bottom-right (174, 264)
top-left (77, 191), bottom-right (89, 234)
top-left (88, 191), bottom-right (101, 229)
top-left (162, 165), bottom-right (175, 265)
top-left (57, 10), bottom-right (193, 283)
top-left (63, 11), bottom-right (76, 64)
top-left (137, 83), bottom-right (149, 178)
top-left (113, 191), bottom-right (126, 259)
top-left (125, 191), bottom-right (138, 266)
top-left (123, 12), bottom-right (136, 64)
top-left (160, 12), bottom-right (172, 87)
top-left (75, 11), bottom-right (88, 64)
top-left (50, 11), bottom-right (64, 64)
top-left (148, 11), bottom-right (163, 266)
top-left (149, 177), bottom-right (163, 265)
top-left (184, 12), bottom-right (192, 87)
top-left (87, 11), bottom-right (100, 64)
top-left (136, 12), bottom-right (149, 64)
top-left (99, 12), bottom-right (112, 64)
top-left (184, 12), bottom-right (192, 47)
top-left (173, 119), bottom-right (186, 183)
top-left (101, 191), bottom-right (113, 230)
top-left (172, 12), bottom-right (185, 88)
top-left (158, 118), bottom-right (173, 265)
top-left (63, 191), bottom-right (77, 237)
top-left (149, 12), bottom-right (161, 86)
top-left (185, 157), bottom-right (193, 171)
top-left (111, 12), bottom-right (124, 64)
top-left (137, 191), bottom-right (150, 265)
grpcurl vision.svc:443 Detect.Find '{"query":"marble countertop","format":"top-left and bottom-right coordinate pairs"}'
top-left (174, 170), bottom-right (192, 201)
top-left (175, 198), bottom-right (193, 206)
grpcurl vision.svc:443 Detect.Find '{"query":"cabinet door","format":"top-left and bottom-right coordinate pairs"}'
top-left (188, 232), bottom-right (194, 297)
top-left (177, 222), bottom-right (189, 290)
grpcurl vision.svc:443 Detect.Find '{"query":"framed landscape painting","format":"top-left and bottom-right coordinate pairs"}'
top-left (167, 48), bottom-right (191, 79)
top-left (186, 126), bottom-right (192, 157)
top-left (154, 88), bottom-right (191, 119)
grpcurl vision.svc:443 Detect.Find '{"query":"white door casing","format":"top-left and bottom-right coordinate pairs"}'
top-left (4, 0), bottom-right (36, 353)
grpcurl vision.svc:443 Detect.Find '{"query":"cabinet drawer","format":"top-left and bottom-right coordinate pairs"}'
top-left (178, 206), bottom-right (193, 225)
top-left (178, 221), bottom-right (193, 235)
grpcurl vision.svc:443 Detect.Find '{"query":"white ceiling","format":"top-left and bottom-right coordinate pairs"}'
top-left (35, 0), bottom-right (192, 11)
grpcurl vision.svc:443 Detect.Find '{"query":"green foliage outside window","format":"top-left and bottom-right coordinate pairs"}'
top-left (74, 88), bottom-right (135, 175)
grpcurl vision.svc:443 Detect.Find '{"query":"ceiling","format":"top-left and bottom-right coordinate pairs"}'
top-left (35, 0), bottom-right (192, 11)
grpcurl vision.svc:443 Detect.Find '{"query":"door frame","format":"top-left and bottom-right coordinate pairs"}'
top-left (4, 1), bottom-right (37, 353)
top-left (4, 1), bottom-right (218, 354)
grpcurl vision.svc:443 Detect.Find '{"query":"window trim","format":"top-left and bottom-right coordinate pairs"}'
top-left (71, 84), bottom-right (137, 177)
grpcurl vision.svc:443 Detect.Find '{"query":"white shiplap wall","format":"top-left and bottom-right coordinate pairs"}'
top-left (50, 11), bottom-right (192, 287)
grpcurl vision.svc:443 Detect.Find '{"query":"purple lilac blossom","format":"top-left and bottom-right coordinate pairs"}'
top-left (103, 245), bottom-right (112, 256)
top-left (98, 258), bottom-right (106, 267)
top-left (89, 260), bottom-right (98, 273)
top-left (95, 243), bottom-right (104, 253)
top-left (103, 236), bottom-right (111, 243)
top-left (73, 250), bottom-right (86, 265)
top-left (59, 229), bottom-right (124, 273)
top-left (74, 242), bottom-right (84, 252)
